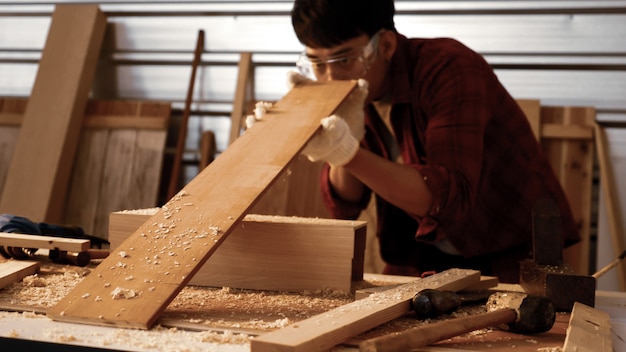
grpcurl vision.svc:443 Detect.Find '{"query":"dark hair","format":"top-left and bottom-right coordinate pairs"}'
top-left (291, 0), bottom-right (396, 48)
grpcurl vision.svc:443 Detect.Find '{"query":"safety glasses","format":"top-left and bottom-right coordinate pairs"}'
top-left (296, 30), bottom-right (383, 80)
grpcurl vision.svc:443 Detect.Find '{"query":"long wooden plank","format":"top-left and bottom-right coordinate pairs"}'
top-left (250, 268), bottom-right (481, 352)
top-left (108, 210), bottom-right (366, 292)
top-left (47, 80), bottom-right (357, 329)
top-left (0, 261), bottom-right (39, 290)
top-left (0, 5), bottom-right (106, 224)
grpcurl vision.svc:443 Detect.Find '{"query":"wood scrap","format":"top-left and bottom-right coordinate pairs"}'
top-left (0, 260), bottom-right (39, 289)
top-left (563, 302), bottom-right (612, 352)
top-left (46, 80), bottom-right (358, 329)
top-left (0, 4), bottom-right (107, 224)
top-left (250, 268), bottom-right (481, 352)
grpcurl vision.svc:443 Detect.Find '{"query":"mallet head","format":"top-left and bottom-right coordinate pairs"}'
top-left (487, 292), bottom-right (556, 334)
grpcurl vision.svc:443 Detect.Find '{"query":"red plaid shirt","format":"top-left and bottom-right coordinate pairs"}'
top-left (320, 33), bottom-right (580, 282)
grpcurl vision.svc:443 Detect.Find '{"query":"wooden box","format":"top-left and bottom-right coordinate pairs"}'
top-left (109, 209), bottom-right (366, 292)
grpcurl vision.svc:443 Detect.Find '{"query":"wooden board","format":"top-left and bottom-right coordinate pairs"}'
top-left (0, 233), bottom-right (89, 253)
top-left (0, 99), bottom-right (26, 194)
top-left (250, 268), bottom-right (481, 352)
top-left (46, 80), bottom-right (357, 329)
top-left (563, 302), bottom-right (612, 352)
top-left (108, 209), bottom-right (366, 292)
top-left (0, 5), bottom-right (106, 224)
top-left (0, 260), bottom-right (39, 289)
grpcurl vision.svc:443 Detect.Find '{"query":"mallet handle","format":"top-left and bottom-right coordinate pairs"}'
top-left (359, 308), bottom-right (516, 352)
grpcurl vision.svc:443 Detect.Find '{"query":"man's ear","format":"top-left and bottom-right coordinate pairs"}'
top-left (380, 30), bottom-right (397, 61)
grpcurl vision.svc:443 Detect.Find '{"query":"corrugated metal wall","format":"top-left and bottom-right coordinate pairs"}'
top-left (2, 1), bottom-right (625, 152)
top-left (1, 0), bottom-right (626, 287)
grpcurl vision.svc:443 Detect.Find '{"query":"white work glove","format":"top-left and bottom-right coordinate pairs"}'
top-left (287, 71), bottom-right (369, 141)
top-left (302, 115), bottom-right (359, 167)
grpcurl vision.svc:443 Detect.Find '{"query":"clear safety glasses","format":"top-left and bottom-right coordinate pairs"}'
top-left (296, 30), bottom-right (383, 80)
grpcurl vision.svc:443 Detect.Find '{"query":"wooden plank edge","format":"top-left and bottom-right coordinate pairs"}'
top-left (0, 233), bottom-right (90, 253)
top-left (0, 261), bottom-right (40, 289)
top-left (355, 275), bottom-right (498, 300)
top-left (1, 115), bottom-right (169, 130)
top-left (562, 302), bottom-right (612, 352)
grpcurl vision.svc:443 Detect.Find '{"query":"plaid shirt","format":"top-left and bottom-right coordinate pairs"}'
top-left (320, 34), bottom-right (579, 281)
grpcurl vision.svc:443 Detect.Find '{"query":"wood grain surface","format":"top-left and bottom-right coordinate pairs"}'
top-left (46, 80), bottom-right (357, 329)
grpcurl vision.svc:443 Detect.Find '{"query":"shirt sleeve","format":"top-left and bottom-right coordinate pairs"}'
top-left (319, 163), bottom-right (371, 220)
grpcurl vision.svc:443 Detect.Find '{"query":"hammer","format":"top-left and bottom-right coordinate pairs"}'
top-left (359, 292), bottom-right (555, 352)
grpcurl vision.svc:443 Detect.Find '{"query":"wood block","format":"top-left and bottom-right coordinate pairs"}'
top-left (250, 269), bottom-right (481, 352)
top-left (0, 260), bottom-right (39, 289)
top-left (0, 5), bottom-right (107, 223)
top-left (108, 209), bottom-right (366, 292)
top-left (563, 302), bottom-right (612, 352)
top-left (46, 80), bottom-right (358, 329)
top-left (0, 233), bottom-right (90, 253)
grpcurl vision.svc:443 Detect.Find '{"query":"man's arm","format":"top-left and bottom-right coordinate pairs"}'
top-left (331, 148), bottom-right (433, 217)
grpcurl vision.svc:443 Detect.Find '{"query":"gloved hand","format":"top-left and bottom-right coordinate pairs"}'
top-left (302, 115), bottom-right (359, 167)
top-left (287, 71), bottom-right (369, 141)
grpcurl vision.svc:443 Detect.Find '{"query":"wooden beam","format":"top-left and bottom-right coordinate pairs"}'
top-left (250, 269), bottom-right (481, 352)
top-left (0, 261), bottom-right (39, 290)
top-left (46, 80), bottom-right (357, 329)
top-left (0, 233), bottom-right (90, 253)
top-left (594, 123), bottom-right (626, 290)
top-left (228, 52), bottom-right (254, 145)
top-left (0, 5), bottom-right (107, 223)
top-left (108, 209), bottom-right (366, 292)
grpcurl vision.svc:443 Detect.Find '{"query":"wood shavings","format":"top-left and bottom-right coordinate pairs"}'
top-left (111, 287), bottom-right (138, 300)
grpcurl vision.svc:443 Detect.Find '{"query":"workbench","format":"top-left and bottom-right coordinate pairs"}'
top-left (0, 257), bottom-right (624, 351)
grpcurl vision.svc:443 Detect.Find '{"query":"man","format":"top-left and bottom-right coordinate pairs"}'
top-left (290, 0), bottom-right (579, 283)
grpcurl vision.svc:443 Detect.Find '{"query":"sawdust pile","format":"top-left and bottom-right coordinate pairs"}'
top-left (0, 258), bottom-right (354, 349)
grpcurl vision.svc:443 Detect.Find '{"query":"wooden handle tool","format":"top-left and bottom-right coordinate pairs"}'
top-left (359, 292), bottom-right (555, 352)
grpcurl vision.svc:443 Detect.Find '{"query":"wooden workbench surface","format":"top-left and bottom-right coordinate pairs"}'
top-left (0, 256), bottom-right (573, 351)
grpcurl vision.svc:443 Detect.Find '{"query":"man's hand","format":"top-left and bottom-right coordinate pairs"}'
top-left (302, 115), bottom-right (359, 167)
top-left (287, 71), bottom-right (369, 141)
top-left (333, 78), bottom-right (368, 141)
